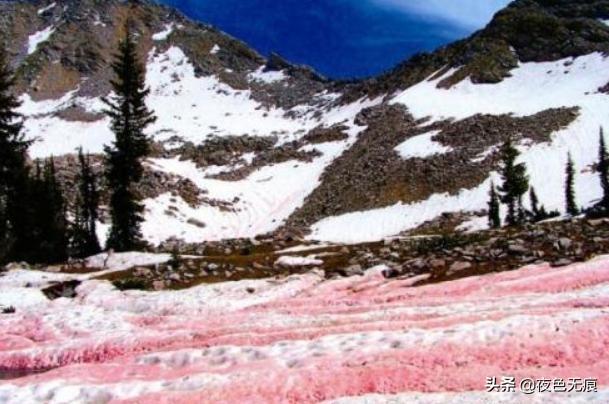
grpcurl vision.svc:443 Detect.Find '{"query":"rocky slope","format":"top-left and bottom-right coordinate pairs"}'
top-left (4, 0), bottom-right (609, 246)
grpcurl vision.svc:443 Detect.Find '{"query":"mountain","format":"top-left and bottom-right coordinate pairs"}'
top-left (3, 0), bottom-right (609, 247)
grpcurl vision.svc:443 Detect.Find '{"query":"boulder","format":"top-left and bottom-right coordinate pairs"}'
top-left (448, 261), bottom-right (472, 275)
top-left (153, 281), bottom-right (166, 291)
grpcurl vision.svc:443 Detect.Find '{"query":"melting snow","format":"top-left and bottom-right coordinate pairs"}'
top-left (146, 47), bottom-right (305, 143)
top-left (18, 46), bottom-right (313, 157)
top-left (141, 140), bottom-right (355, 243)
top-left (18, 44), bottom-right (380, 243)
top-left (210, 44), bottom-right (220, 54)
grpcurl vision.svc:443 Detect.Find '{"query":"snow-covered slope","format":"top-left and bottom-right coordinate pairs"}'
top-left (21, 46), bottom-right (313, 158)
top-left (9, 0), bottom-right (609, 245)
top-left (309, 53), bottom-right (609, 243)
top-left (13, 6), bottom-right (378, 244)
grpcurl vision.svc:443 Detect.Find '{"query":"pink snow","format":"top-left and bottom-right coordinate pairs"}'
top-left (1, 257), bottom-right (609, 402)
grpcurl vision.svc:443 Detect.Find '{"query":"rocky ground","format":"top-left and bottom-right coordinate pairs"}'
top-left (20, 217), bottom-right (609, 296)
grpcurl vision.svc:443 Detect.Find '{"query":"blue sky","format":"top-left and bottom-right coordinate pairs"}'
top-left (371, 0), bottom-right (511, 29)
top-left (159, 0), bottom-right (511, 78)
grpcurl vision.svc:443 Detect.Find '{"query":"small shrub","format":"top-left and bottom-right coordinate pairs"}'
top-left (2, 306), bottom-right (16, 314)
top-left (413, 233), bottom-right (484, 255)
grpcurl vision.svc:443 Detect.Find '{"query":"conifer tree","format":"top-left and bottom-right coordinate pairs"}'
top-left (32, 158), bottom-right (68, 263)
top-left (498, 138), bottom-right (529, 226)
top-left (72, 149), bottom-right (101, 258)
top-left (103, 22), bottom-right (156, 252)
top-left (565, 153), bottom-right (579, 217)
top-left (487, 181), bottom-right (501, 229)
top-left (529, 187), bottom-right (540, 220)
top-left (528, 186), bottom-right (555, 223)
top-left (0, 46), bottom-right (32, 262)
top-left (599, 128), bottom-right (609, 210)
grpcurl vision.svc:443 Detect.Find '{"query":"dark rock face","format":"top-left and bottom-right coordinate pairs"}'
top-left (42, 280), bottom-right (82, 299)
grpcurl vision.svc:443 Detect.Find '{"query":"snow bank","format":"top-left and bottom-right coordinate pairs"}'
top-left (1, 257), bottom-right (608, 402)
top-left (0, 252), bottom-right (171, 309)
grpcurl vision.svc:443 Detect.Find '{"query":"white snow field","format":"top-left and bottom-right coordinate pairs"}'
top-left (309, 53), bottom-right (609, 243)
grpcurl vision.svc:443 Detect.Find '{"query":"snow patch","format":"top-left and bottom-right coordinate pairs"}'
top-left (1, 258), bottom-right (609, 401)
top-left (308, 178), bottom-right (495, 244)
top-left (391, 53), bottom-right (609, 121)
top-left (248, 66), bottom-right (287, 84)
top-left (394, 130), bottom-right (451, 159)
top-left (152, 24), bottom-right (174, 41)
top-left (27, 26), bottom-right (55, 55)
top-left (275, 255), bottom-right (323, 267)
top-left (85, 252), bottom-right (171, 272)
top-left (37, 2), bottom-right (56, 15)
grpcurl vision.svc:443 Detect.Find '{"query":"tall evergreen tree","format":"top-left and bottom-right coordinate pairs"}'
top-left (487, 181), bottom-right (501, 229)
top-left (0, 47), bottom-right (32, 263)
top-left (599, 127), bottom-right (609, 210)
top-left (72, 149), bottom-right (101, 258)
top-left (34, 158), bottom-right (68, 263)
top-left (498, 138), bottom-right (529, 226)
top-left (565, 153), bottom-right (579, 217)
top-left (103, 23), bottom-right (156, 252)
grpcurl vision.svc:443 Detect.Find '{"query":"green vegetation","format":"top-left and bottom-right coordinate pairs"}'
top-left (103, 22), bottom-right (156, 252)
